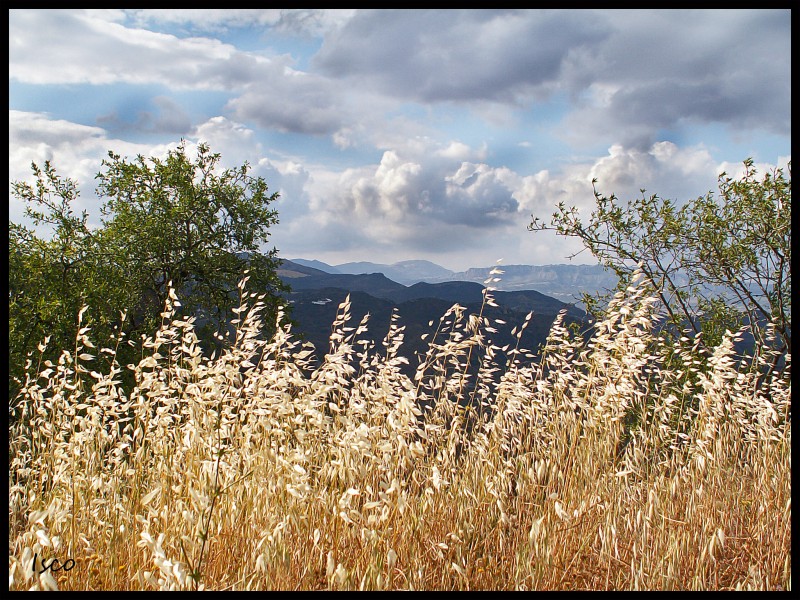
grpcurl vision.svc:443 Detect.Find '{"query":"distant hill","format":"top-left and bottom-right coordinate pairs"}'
top-left (277, 260), bottom-right (588, 375)
top-left (284, 288), bottom-right (580, 378)
top-left (389, 280), bottom-right (486, 304)
top-left (279, 261), bottom-right (584, 317)
top-left (277, 259), bottom-right (331, 278)
top-left (333, 259), bottom-right (455, 285)
top-left (436, 263), bottom-right (619, 304)
top-left (288, 258), bottom-right (341, 273)
top-left (288, 257), bottom-right (618, 304)
top-left (284, 271), bottom-right (408, 300)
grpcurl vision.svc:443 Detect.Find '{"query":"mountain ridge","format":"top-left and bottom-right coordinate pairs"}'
top-left (276, 259), bottom-right (590, 375)
top-left (287, 257), bottom-right (619, 303)
top-left (279, 260), bottom-right (585, 318)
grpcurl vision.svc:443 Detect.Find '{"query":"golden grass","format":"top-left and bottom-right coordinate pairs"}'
top-left (8, 271), bottom-right (791, 590)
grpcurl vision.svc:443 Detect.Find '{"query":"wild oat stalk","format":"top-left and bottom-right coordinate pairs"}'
top-left (8, 269), bottom-right (790, 591)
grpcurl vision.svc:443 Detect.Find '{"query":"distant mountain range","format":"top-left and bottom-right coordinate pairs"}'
top-left (288, 257), bottom-right (619, 304)
top-left (277, 258), bottom-right (597, 375)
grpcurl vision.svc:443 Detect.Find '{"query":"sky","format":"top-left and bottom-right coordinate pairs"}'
top-left (9, 9), bottom-right (791, 272)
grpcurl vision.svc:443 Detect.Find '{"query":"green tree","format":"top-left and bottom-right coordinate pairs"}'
top-left (528, 158), bottom-right (791, 370)
top-left (96, 141), bottom-right (288, 347)
top-left (9, 161), bottom-right (125, 400)
top-left (9, 142), bottom-right (289, 401)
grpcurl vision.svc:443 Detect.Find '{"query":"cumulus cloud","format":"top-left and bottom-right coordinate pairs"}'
top-left (8, 10), bottom-right (791, 270)
top-left (314, 9), bottom-right (611, 104)
top-left (514, 141), bottom-right (722, 225)
top-left (9, 9), bottom-right (271, 90)
top-left (227, 70), bottom-right (348, 135)
top-left (308, 139), bottom-right (522, 236)
top-left (558, 10), bottom-right (791, 148)
top-left (9, 110), bottom-right (157, 230)
top-left (9, 111), bottom-right (789, 271)
top-left (124, 9), bottom-right (356, 37)
top-left (258, 137), bottom-right (524, 266)
top-left (312, 9), bottom-right (789, 150)
top-left (274, 133), bottom-right (665, 268)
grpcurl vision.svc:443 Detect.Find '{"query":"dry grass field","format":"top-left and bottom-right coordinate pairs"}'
top-left (8, 271), bottom-right (791, 590)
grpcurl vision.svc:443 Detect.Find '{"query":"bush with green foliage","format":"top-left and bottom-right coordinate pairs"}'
top-left (9, 142), bottom-right (288, 401)
top-left (529, 158), bottom-right (791, 374)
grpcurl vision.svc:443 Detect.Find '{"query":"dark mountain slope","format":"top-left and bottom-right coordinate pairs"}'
top-left (278, 261), bottom-right (588, 377)
top-left (387, 281), bottom-right (486, 304)
top-left (285, 271), bottom-right (408, 300)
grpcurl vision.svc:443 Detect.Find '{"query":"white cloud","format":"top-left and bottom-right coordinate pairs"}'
top-left (9, 109), bottom-right (790, 271)
top-left (313, 10), bottom-right (610, 104)
top-left (124, 9), bottom-right (356, 37)
top-left (315, 140), bottom-right (522, 231)
top-left (312, 9), bottom-right (789, 150)
top-left (9, 110), bottom-right (159, 231)
top-left (10, 9), bottom-right (271, 90)
top-left (437, 141), bottom-right (481, 161)
top-left (8, 10), bottom-right (791, 271)
top-left (227, 69), bottom-right (348, 135)
top-left (514, 141), bottom-right (720, 224)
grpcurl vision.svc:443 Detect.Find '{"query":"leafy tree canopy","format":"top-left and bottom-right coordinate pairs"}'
top-left (9, 141), bottom-right (289, 400)
top-left (529, 158), bottom-right (791, 371)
